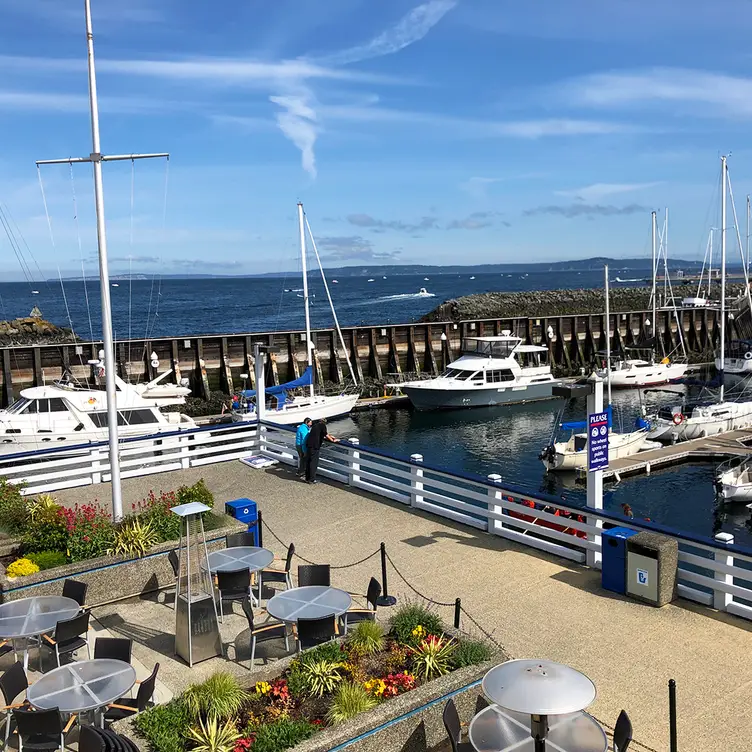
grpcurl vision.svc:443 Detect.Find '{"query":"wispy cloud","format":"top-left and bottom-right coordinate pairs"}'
top-left (347, 213), bottom-right (438, 232)
top-left (270, 89), bottom-right (319, 177)
top-left (0, 89), bottom-right (183, 115)
top-left (323, 0), bottom-right (457, 65)
top-left (315, 235), bottom-right (401, 261)
top-left (523, 203), bottom-right (648, 219)
top-left (555, 182), bottom-right (661, 202)
top-left (446, 211), bottom-right (496, 230)
top-left (459, 176), bottom-right (502, 199)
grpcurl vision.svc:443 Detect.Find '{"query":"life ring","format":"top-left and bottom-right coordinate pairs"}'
top-left (672, 413), bottom-right (684, 425)
top-left (744, 351), bottom-right (752, 360)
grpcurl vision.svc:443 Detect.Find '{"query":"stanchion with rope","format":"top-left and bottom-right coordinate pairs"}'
top-left (669, 679), bottom-right (678, 752)
top-left (454, 598), bottom-right (461, 629)
top-left (376, 542), bottom-right (397, 606)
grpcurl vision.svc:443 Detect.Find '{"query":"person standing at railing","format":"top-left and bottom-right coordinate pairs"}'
top-left (295, 417), bottom-right (312, 477)
top-left (305, 417), bottom-right (340, 484)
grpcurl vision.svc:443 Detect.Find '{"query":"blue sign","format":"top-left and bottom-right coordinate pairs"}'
top-left (588, 411), bottom-right (610, 471)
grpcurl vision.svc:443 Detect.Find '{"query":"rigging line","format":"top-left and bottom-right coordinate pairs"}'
top-left (725, 170), bottom-right (752, 316)
top-left (127, 159), bottom-right (135, 383)
top-left (70, 164), bottom-right (94, 341)
top-left (145, 157), bottom-right (169, 343)
top-left (0, 206), bottom-right (34, 287)
top-left (1, 201), bottom-right (49, 288)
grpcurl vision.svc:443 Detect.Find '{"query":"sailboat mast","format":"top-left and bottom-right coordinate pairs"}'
top-left (651, 211), bottom-right (657, 342)
top-left (604, 265), bottom-right (612, 405)
top-left (720, 155), bottom-right (727, 402)
top-left (85, 0), bottom-right (122, 520)
top-left (297, 202), bottom-right (314, 397)
top-left (747, 194), bottom-right (750, 273)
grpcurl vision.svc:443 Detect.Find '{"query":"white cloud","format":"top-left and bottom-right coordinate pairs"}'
top-left (0, 90), bottom-right (172, 115)
top-left (270, 89), bottom-right (319, 178)
top-left (325, 0), bottom-right (457, 65)
top-left (459, 177), bottom-right (502, 199)
top-left (556, 182), bottom-right (661, 202)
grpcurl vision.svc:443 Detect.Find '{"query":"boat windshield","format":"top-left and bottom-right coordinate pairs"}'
top-left (726, 340), bottom-right (752, 358)
top-left (442, 368), bottom-right (477, 380)
top-left (461, 338), bottom-right (518, 358)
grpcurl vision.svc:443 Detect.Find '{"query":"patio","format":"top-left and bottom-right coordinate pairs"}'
top-left (49, 460), bottom-right (752, 752)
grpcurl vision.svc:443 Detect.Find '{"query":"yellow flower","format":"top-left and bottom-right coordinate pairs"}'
top-left (363, 678), bottom-right (387, 697)
top-left (254, 681), bottom-right (271, 695)
top-left (6, 558), bottom-right (40, 578)
top-left (411, 625), bottom-right (426, 638)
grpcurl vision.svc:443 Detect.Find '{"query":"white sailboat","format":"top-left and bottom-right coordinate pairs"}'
top-left (232, 203), bottom-right (359, 425)
top-left (598, 211), bottom-right (688, 387)
top-left (715, 457), bottom-right (752, 503)
top-left (649, 156), bottom-right (752, 443)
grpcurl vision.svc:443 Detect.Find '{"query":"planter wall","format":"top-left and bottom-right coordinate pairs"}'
top-left (0, 518), bottom-right (245, 607)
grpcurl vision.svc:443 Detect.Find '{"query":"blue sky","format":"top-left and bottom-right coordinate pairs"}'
top-left (2, 0), bottom-right (752, 279)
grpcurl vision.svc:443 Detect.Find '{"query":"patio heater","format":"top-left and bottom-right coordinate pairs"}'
top-left (172, 502), bottom-right (222, 666)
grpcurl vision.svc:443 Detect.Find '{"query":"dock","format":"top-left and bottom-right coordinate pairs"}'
top-left (602, 428), bottom-right (752, 480)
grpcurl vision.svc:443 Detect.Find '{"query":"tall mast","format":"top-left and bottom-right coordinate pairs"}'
top-left (604, 265), bottom-right (612, 405)
top-left (651, 210), bottom-right (657, 344)
top-left (720, 155), bottom-right (727, 402)
top-left (297, 202), bottom-right (314, 397)
top-left (746, 194), bottom-right (750, 273)
top-left (36, 0), bottom-right (168, 521)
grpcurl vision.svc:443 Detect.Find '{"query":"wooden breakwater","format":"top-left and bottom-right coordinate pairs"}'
top-left (0, 305), bottom-right (732, 407)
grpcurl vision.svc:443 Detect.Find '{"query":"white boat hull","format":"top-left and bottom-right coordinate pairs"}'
top-left (715, 357), bottom-right (752, 376)
top-left (233, 393), bottom-right (358, 425)
top-left (596, 361), bottom-right (688, 388)
top-left (542, 429), bottom-right (648, 472)
top-left (648, 401), bottom-right (752, 442)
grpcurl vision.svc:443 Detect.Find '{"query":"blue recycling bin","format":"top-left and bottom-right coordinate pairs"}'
top-left (601, 527), bottom-right (638, 594)
top-left (224, 498), bottom-right (259, 546)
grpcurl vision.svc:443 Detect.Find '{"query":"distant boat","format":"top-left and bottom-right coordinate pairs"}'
top-left (112, 283), bottom-right (119, 287)
top-left (417, 287), bottom-right (432, 296)
top-left (332, 280), bottom-right (338, 284)
top-left (382, 276), bottom-right (387, 279)
top-left (469, 276), bottom-right (475, 280)
top-left (424, 277), bottom-right (429, 281)
top-left (31, 290), bottom-right (39, 294)
top-left (367, 278), bottom-right (375, 282)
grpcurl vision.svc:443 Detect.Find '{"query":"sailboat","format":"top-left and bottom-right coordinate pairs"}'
top-left (232, 203), bottom-right (359, 425)
top-left (598, 211), bottom-right (688, 387)
top-left (541, 265), bottom-right (649, 471)
top-left (649, 156), bottom-right (752, 442)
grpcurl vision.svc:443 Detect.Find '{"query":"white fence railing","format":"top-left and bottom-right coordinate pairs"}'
top-left (258, 423), bottom-right (752, 624)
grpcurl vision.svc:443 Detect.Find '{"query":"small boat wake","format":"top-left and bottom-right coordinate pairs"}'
top-left (379, 289), bottom-right (435, 301)
top-left (614, 277), bottom-right (641, 283)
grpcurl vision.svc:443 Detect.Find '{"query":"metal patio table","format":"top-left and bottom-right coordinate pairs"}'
top-left (206, 546), bottom-right (274, 573)
top-left (266, 586), bottom-right (352, 622)
top-left (0, 596), bottom-right (81, 671)
top-left (28, 659), bottom-right (136, 718)
top-left (469, 705), bottom-right (607, 752)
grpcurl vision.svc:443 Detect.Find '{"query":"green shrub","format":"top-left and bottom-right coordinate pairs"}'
top-left (22, 504), bottom-right (67, 554)
top-left (389, 602), bottom-right (445, 646)
top-left (300, 640), bottom-right (344, 664)
top-left (249, 718), bottom-right (317, 752)
top-left (326, 682), bottom-right (377, 725)
top-left (408, 635), bottom-right (456, 680)
top-left (186, 717), bottom-right (239, 752)
top-left (108, 518), bottom-right (159, 558)
top-left (62, 504), bottom-right (114, 562)
top-left (177, 478), bottom-right (214, 509)
top-left (0, 478), bottom-right (28, 535)
top-left (346, 620), bottom-right (384, 656)
top-left (135, 699), bottom-right (191, 752)
top-left (183, 672), bottom-right (248, 722)
top-left (26, 551), bottom-right (67, 570)
top-left (299, 659), bottom-right (344, 698)
top-left (134, 490), bottom-right (182, 542)
top-left (452, 637), bottom-right (493, 669)
top-left (285, 661), bottom-right (308, 698)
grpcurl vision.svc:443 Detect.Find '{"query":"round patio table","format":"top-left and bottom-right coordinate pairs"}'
top-left (469, 705), bottom-right (607, 752)
top-left (206, 546), bottom-right (275, 573)
top-left (0, 596), bottom-right (81, 671)
top-left (266, 586), bottom-right (352, 622)
top-left (28, 659), bottom-right (136, 714)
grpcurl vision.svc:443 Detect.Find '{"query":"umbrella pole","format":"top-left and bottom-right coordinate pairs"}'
top-left (531, 714), bottom-right (548, 752)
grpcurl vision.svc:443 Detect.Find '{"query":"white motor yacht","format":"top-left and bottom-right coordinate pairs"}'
top-left (399, 333), bottom-right (559, 410)
top-left (715, 340), bottom-right (752, 376)
top-left (716, 457), bottom-right (752, 502)
top-left (598, 356), bottom-right (688, 388)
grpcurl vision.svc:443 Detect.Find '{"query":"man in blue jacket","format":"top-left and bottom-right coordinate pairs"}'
top-left (295, 418), bottom-right (312, 477)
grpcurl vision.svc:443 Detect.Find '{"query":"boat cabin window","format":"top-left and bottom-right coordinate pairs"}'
top-left (89, 409), bottom-right (159, 428)
top-left (5, 398), bottom-right (31, 414)
top-left (443, 369), bottom-right (476, 381)
top-left (516, 351), bottom-right (546, 367)
top-left (461, 338), bottom-right (517, 358)
top-left (485, 369), bottom-right (515, 383)
top-left (14, 398), bottom-right (70, 414)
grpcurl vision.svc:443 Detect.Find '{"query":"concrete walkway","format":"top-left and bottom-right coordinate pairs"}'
top-left (55, 462), bottom-right (752, 752)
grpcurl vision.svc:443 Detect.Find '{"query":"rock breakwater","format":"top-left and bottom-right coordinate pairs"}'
top-left (0, 317), bottom-right (77, 346)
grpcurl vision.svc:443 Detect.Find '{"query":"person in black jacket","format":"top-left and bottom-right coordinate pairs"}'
top-left (305, 418), bottom-right (339, 483)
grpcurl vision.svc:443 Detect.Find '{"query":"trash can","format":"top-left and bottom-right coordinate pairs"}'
top-left (601, 527), bottom-right (638, 594)
top-left (224, 498), bottom-right (259, 545)
top-left (626, 531), bottom-right (678, 606)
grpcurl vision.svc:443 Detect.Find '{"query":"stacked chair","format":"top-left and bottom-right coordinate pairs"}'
top-left (79, 724), bottom-right (139, 752)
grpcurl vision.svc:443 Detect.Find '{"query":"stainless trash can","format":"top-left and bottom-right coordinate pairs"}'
top-left (626, 531), bottom-right (678, 607)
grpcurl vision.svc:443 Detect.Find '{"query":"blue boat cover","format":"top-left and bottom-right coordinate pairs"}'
top-left (239, 366), bottom-right (313, 399)
top-left (560, 404), bottom-right (612, 432)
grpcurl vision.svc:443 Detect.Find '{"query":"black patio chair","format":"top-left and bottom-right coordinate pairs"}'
top-left (262, 543), bottom-right (295, 592)
top-left (93, 637), bottom-right (132, 664)
top-left (215, 569), bottom-right (251, 622)
top-left (242, 598), bottom-right (290, 668)
top-left (297, 615), bottom-right (336, 652)
top-left (12, 706), bottom-right (77, 752)
top-left (103, 662), bottom-right (160, 725)
top-left (41, 611), bottom-right (91, 668)
top-left (62, 579), bottom-right (88, 609)
top-left (167, 549), bottom-right (180, 608)
top-left (297, 564), bottom-right (330, 587)
top-left (225, 531), bottom-right (256, 548)
top-left (613, 709), bottom-right (633, 752)
top-left (78, 725), bottom-right (106, 752)
top-left (100, 728), bottom-right (127, 752)
top-left (0, 662), bottom-right (28, 745)
top-left (341, 577), bottom-right (381, 634)
top-left (442, 699), bottom-right (473, 752)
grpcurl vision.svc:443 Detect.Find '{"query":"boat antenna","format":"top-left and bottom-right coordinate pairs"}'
top-left (720, 155), bottom-right (727, 403)
top-left (297, 202), bottom-right (315, 397)
top-left (36, 0), bottom-right (169, 521)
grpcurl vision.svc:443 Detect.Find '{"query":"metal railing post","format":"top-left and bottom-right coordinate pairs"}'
top-left (349, 438), bottom-right (360, 486)
top-left (668, 678), bottom-right (678, 752)
top-left (488, 474), bottom-right (503, 533)
top-left (410, 453), bottom-right (423, 507)
top-left (713, 532), bottom-right (734, 612)
top-left (454, 598), bottom-right (461, 629)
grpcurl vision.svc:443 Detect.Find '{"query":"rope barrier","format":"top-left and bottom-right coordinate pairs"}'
top-left (384, 551), bottom-right (456, 607)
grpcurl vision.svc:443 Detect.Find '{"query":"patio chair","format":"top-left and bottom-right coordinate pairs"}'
top-left (167, 549), bottom-right (180, 608)
top-left (93, 638), bottom-right (132, 664)
top-left (613, 710), bottom-right (633, 752)
top-left (12, 707), bottom-right (77, 752)
top-left (297, 616), bottom-right (336, 652)
top-left (262, 543), bottom-right (294, 592)
top-left (78, 725), bottom-right (106, 752)
top-left (103, 663), bottom-right (160, 725)
top-left (242, 598), bottom-right (290, 668)
top-left (41, 611), bottom-right (91, 668)
top-left (215, 569), bottom-right (251, 622)
top-left (442, 699), bottom-right (473, 752)
top-left (225, 531), bottom-right (256, 548)
top-left (0, 662), bottom-right (28, 745)
top-left (341, 577), bottom-right (381, 634)
top-left (297, 564), bottom-right (330, 587)
top-left (62, 579), bottom-right (88, 609)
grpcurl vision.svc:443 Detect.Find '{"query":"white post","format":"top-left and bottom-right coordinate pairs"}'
top-left (651, 211), bottom-right (657, 342)
top-left (720, 155), bottom-right (727, 402)
top-left (604, 265), bottom-right (612, 406)
top-left (586, 372), bottom-right (604, 567)
top-left (297, 202), bottom-right (314, 396)
top-left (410, 454), bottom-right (424, 507)
top-left (746, 194), bottom-right (750, 273)
top-left (348, 438), bottom-right (360, 486)
top-left (253, 344), bottom-right (266, 423)
top-left (488, 473), bottom-right (503, 533)
top-left (91, 447), bottom-right (102, 485)
top-left (713, 532), bottom-right (734, 611)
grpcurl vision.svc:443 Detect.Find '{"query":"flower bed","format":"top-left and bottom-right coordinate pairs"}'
top-left (134, 603), bottom-right (494, 752)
